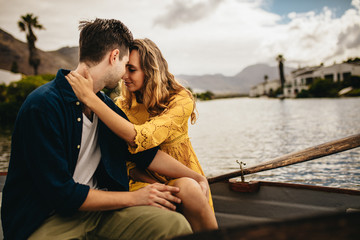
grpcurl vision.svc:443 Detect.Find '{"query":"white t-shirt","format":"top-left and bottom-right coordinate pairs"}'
top-left (73, 113), bottom-right (101, 189)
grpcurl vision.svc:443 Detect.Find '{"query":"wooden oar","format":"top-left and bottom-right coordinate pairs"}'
top-left (208, 133), bottom-right (360, 184)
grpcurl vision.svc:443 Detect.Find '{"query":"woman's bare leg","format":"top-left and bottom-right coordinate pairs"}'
top-left (169, 177), bottom-right (218, 232)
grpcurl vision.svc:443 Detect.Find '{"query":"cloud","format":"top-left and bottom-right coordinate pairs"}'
top-left (153, 0), bottom-right (224, 29)
top-left (258, 3), bottom-right (360, 68)
top-left (0, 0), bottom-right (358, 75)
top-left (338, 24), bottom-right (360, 49)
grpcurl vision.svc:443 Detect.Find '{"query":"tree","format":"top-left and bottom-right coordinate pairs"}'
top-left (276, 54), bottom-right (286, 90)
top-left (18, 13), bottom-right (44, 75)
top-left (264, 75), bottom-right (268, 83)
top-left (11, 61), bottom-right (19, 73)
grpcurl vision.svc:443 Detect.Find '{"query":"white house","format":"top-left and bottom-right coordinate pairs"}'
top-left (249, 79), bottom-right (281, 97)
top-left (283, 66), bottom-right (322, 98)
top-left (312, 63), bottom-right (360, 82)
top-left (271, 62), bottom-right (360, 98)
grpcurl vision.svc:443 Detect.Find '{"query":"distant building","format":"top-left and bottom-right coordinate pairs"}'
top-left (249, 79), bottom-right (281, 97)
top-left (313, 63), bottom-right (360, 82)
top-left (250, 62), bottom-right (360, 98)
top-left (283, 66), bottom-right (322, 98)
top-left (284, 63), bottom-right (360, 98)
top-left (0, 69), bottom-right (22, 85)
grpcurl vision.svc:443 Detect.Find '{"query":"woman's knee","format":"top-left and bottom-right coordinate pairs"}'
top-left (171, 177), bottom-right (202, 194)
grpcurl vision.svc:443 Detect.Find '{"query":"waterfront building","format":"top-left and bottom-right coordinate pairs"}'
top-left (283, 66), bottom-right (321, 98)
top-left (250, 62), bottom-right (360, 98)
top-left (249, 79), bottom-right (281, 97)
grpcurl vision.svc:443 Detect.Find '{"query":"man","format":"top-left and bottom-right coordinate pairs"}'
top-left (1, 18), bottom-right (200, 240)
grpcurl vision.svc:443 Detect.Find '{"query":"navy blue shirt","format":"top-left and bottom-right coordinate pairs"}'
top-left (1, 69), bottom-right (158, 240)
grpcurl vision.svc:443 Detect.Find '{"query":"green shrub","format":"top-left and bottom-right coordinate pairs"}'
top-left (296, 89), bottom-right (310, 98)
top-left (346, 88), bottom-right (360, 96)
top-left (308, 78), bottom-right (340, 97)
top-left (195, 91), bottom-right (215, 101)
top-left (0, 74), bottom-right (55, 130)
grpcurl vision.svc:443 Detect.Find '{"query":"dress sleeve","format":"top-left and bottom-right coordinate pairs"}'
top-left (129, 91), bottom-right (194, 154)
top-left (104, 95), bottom-right (159, 169)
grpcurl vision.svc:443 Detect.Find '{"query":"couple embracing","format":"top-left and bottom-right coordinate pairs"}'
top-left (2, 18), bottom-right (217, 240)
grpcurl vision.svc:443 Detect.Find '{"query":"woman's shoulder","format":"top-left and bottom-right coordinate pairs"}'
top-left (173, 89), bottom-right (193, 101)
top-left (166, 89), bottom-right (194, 111)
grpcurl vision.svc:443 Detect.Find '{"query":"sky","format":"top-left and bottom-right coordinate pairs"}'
top-left (0, 0), bottom-right (359, 76)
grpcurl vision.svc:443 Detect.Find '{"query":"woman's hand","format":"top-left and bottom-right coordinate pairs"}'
top-left (65, 68), bottom-right (95, 105)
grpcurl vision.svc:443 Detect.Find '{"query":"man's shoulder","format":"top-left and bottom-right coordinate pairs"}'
top-left (100, 92), bottom-right (119, 110)
top-left (26, 81), bottom-right (60, 106)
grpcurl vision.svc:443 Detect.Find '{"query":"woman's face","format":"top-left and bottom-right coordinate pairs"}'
top-left (123, 50), bottom-right (145, 93)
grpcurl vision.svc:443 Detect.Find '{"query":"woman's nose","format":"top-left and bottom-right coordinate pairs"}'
top-left (123, 70), bottom-right (129, 80)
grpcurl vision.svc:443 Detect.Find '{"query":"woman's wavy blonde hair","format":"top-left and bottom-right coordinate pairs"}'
top-left (119, 38), bottom-right (197, 124)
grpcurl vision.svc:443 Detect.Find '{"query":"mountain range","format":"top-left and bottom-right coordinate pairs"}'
top-left (0, 28), bottom-right (78, 75)
top-left (0, 28), bottom-right (294, 94)
top-left (177, 63), bottom-right (294, 94)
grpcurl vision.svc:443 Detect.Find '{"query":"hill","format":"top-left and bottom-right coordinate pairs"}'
top-left (176, 64), bottom-right (294, 94)
top-left (0, 28), bottom-right (78, 75)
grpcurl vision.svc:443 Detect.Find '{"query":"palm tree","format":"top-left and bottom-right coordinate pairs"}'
top-left (18, 13), bottom-right (44, 75)
top-left (276, 54), bottom-right (286, 90)
top-left (264, 75), bottom-right (268, 83)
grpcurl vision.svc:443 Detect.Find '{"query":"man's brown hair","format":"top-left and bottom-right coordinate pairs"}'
top-left (78, 18), bottom-right (133, 64)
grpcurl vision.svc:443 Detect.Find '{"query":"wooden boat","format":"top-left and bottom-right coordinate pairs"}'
top-left (171, 180), bottom-right (360, 240)
top-left (211, 180), bottom-right (360, 228)
top-left (0, 176), bottom-right (359, 240)
top-left (0, 134), bottom-right (360, 239)
top-left (173, 133), bottom-right (360, 239)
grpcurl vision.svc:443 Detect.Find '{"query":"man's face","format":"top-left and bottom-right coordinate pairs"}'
top-left (105, 50), bottom-right (129, 89)
top-left (117, 51), bottom-right (130, 79)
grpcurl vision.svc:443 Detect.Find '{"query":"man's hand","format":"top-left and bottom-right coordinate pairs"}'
top-left (132, 183), bottom-right (181, 211)
top-left (148, 150), bottom-right (211, 200)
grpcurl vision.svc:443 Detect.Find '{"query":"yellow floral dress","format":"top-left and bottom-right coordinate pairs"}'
top-left (116, 89), bottom-right (213, 208)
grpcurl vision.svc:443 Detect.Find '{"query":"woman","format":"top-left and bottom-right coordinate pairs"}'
top-left (66, 38), bottom-right (217, 231)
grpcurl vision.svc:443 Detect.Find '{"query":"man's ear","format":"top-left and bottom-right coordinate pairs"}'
top-left (109, 49), bottom-right (120, 65)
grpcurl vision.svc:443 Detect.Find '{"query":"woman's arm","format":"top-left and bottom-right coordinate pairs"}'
top-left (129, 168), bottom-right (158, 184)
top-left (66, 71), bottom-right (137, 146)
top-left (119, 91), bottom-right (194, 154)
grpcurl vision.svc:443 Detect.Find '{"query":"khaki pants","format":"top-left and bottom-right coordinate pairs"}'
top-left (28, 206), bottom-right (192, 240)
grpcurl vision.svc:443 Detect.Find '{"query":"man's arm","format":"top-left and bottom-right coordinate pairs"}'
top-left (79, 183), bottom-right (181, 211)
top-left (79, 150), bottom-right (210, 212)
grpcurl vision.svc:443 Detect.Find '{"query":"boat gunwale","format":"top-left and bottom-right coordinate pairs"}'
top-left (227, 180), bottom-right (360, 196)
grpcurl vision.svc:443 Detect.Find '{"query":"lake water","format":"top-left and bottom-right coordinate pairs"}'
top-left (189, 97), bottom-right (360, 190)
top-left (1, 97), bottom-right (360, 189)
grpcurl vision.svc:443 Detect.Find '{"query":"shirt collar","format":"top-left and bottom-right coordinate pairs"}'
top-left (55, 69), bottom-right (78, 103)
